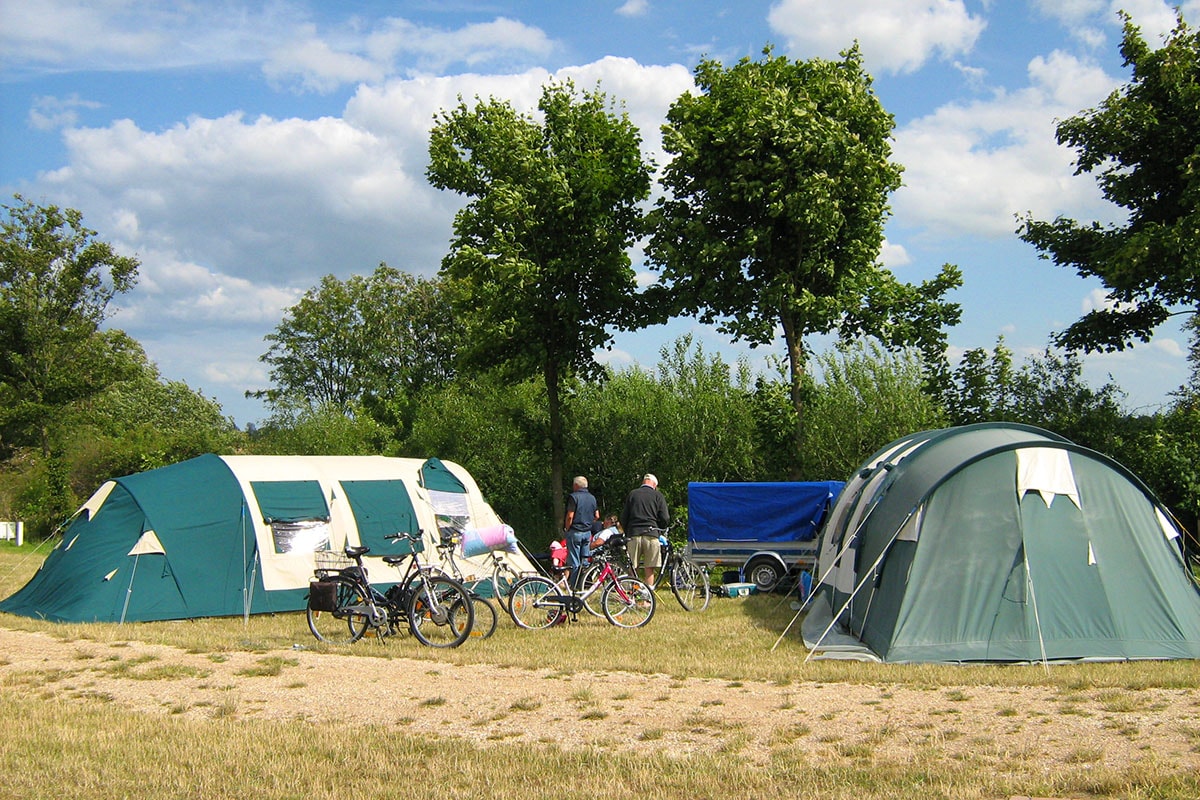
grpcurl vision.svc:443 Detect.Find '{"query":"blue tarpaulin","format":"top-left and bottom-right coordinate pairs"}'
top-left (687, 481), bottom-right (844, 544)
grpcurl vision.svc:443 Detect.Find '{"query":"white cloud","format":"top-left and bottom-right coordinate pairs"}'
top-left (264, 16), bottom-right (557, 92)
top-left (20, 57), bottom-right (694, 419)
top-left (880, 240), bottom-right (911, 269)
top-left (0, 0), bottom-right (292, 74)
top-left (616, 0), bottom-right (650, 18)
top-left (0, 1), bottom-right (556, 89)
top-left (28, 94), bottom-right (102, 130)
top-left (892, 50), bottom-right (1120, 239)
top-left (767, 0), bottom-right (985, 74)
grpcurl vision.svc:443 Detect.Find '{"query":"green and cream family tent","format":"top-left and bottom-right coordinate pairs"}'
top-left (801, 423), bottom-right (1200, 664)
top-left (0, 454), bottom-right (533, 623)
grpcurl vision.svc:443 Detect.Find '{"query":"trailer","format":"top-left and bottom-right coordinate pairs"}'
top-left (685, 481), bottom-right (844, 592)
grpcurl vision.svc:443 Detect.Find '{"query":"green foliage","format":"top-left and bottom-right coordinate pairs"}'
top-left (942, 338), bottom-right (1127, 452)
top-left (1018, 11), bottom-right (1200, 351)
top-left (248, 403), bottom-right (393, 456)
top-left (567, 336), bottom-right (761, 518)
top-left (253, 265), bottom-right (459, 424)
top-left (649, 46), bottom-right (960, 456)
top-left (1, 337), bottom-right (240, 536)
top-left (404, 375), bottom-right (549, 544)
top-left (941, 338), bottom-right (1016, 424)
top-left (798, 341), bottom-right (946, 480)
top-left (427, 80), bottom-right (654, 523)
top-left (749, 365), bottom-right (803, 480)
top-left (0, 195), bottom-right (140, 458)
top-left (62, 348), bottom-right (238, 496)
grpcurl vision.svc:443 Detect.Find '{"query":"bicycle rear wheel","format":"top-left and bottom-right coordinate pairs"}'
top-left (670, 556), bottom-right (711, 612)
top-left (507, 576), bottom-right (564, 629)
top-left (306, 576), bottom-right (370, 644)
top-left (602, 576), bottom-right (655, 628)
top-left (464, 594), bottom-right (498, 639)
top-left (407, 576), bottom-right (473, 648)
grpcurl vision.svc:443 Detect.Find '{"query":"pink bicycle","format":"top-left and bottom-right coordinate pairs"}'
top-left (506, 539), bottom-right (656, 629)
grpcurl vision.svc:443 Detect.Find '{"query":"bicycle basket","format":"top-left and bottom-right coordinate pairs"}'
top-left (308, 580), bottom-right (339, 612)
top-left (314, 550), bottom-right (353, 572)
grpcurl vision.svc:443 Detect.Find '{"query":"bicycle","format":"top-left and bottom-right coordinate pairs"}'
top-left (305, 531), bottom-right (475, 648)
top-left (507, 535), bottom-right (656, 629)
top-left (649, 526), bottom-right (711, 612)
top-left (577, 530), bottom-right (633, 618)
top-left (429, 531), bottom-right (500, 639)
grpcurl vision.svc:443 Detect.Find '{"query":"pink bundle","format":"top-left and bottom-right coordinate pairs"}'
top-left (460, 523), bottom-right (517, 557)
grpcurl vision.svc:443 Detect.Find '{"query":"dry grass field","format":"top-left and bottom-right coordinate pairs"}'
top-left (2, 542), bottom-right (1198, 799)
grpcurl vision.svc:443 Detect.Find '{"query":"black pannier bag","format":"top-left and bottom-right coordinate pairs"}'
top-left (308, 580), bottom-right (339, 612)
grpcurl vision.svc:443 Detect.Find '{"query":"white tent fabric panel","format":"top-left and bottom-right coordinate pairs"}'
top-left (128, 530), bottom-right (166, 556)
top-left (1016, 447), bottom-right (1080, 509)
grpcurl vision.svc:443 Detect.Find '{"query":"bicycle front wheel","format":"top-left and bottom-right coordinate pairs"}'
top-left (407, 576), bottom-right (473, 648)
top-left (670, 557), bottom-right (711, 612)
top-left (306, 576), bottom-right (370, 644)
top-left (490, 560), bottom-right (523, 612)
top-left (602, 576), bottom-right (655, 628)
top-left (507, 576), bottom-right (564, 630)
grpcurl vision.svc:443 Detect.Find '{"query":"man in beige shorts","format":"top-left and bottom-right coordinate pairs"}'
top-left (619, 473), bottom-right (669, 587)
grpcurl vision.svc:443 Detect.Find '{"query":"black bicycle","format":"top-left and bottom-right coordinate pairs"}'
top-left (650, 526), bottom-right (711, 612)
top-left (306, 531), bottom-right (475, 648)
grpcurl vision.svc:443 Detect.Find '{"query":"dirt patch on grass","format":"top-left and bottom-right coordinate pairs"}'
top-left (2, 626), bottom-right (1198, 772)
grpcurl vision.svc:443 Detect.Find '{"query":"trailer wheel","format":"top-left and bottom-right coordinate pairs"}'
top-left (744, 556), bottom-right (783, 593)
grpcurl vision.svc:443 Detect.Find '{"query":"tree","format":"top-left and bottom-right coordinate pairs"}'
top-left (940, 338), bottom-right (1017, 425)
top-left (61, 336), bottom-right (239, 498)
top-left (254, 273), bottom-right (363, 411)
top-left (567, 336), bottom-right (761, 516)
top-left (253, 265), bottom-right (459, 429)
top-left (427, 81), bottom-right (653, 524)
top-left (405, 374), bottom-right (550, 543)
top-left (648, 47), bottom-right (961, 473)
top-left (1018, 11), bottom-right (1200, 352)
top-left (0, 195), bottom-right (139, 459)
top-left (798, 341), bottom-right (946, 480)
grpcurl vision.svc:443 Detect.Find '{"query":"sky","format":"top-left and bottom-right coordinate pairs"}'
top-left (3, 0), bottom-right (1198, 428)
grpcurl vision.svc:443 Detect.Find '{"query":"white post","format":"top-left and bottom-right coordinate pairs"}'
top-left (15, 521), bottom-right (22, 547)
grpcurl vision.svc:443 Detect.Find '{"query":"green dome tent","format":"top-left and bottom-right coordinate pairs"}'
top-left (1, 454), bottom-right (533, 623)
top-left (802, 423), bottom-right (1200, 664)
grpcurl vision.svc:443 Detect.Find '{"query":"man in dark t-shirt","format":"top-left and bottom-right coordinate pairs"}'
top-left (563, 476), bottom-right (599, 590)
top-left (620, 473), bottom-right (669, 587)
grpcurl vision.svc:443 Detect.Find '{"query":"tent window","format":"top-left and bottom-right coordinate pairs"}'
top-left (421, 457), bottom-right (470, 542)
top-left (251, 480), bottom-right (330, 523)
top-left (420, 457), bottom-right (467, 493)
top-left (251, 481), bottom-right (332, 555)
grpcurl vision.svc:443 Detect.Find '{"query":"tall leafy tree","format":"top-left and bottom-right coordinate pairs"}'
top-left (0, 195), bottom-right (139, 459)
top-left (255, 273), bottom-right (363, 410)
top-left (648, 47), bottom-right (961, 471)
top-left (427, 81), bottom-right (652, 524)
top-left (1019, 11), bottom-right (1200, 351)
top-left (253, 265), bottom-right (458, 425)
